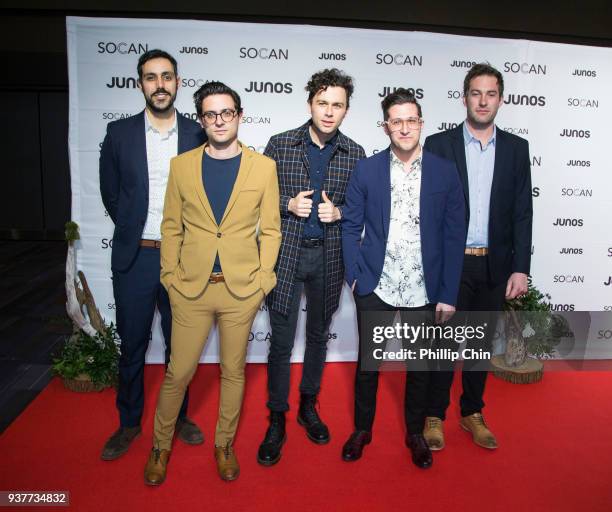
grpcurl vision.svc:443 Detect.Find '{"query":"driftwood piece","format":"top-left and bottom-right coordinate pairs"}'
top-left (504, 309), bottom-right (527, 367)
top-left (78, 270), bottom-right (104, 333)
top-left (65, 240), bottom-right (98, 337)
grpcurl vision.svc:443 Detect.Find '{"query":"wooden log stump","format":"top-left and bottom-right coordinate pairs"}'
top-left (491, 355), bottom-right (543, 384)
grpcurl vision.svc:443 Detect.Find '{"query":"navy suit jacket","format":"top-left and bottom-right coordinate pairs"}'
top-left (99, 110), bottom-right (206, 272)
top-left (424, 123), bottom-right (532, 285)
top-left (342, 148), bottom-right (466, 306)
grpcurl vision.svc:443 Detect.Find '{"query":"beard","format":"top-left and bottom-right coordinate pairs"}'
top-left (144, 88), bottom-right (176, 114)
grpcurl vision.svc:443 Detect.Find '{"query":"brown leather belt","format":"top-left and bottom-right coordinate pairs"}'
top-left (208, 272), bottom-right (225, 284)
top-left (140, 239), bottom-right (161, 249)
top-left (465, 247), bottom-right (488, 256)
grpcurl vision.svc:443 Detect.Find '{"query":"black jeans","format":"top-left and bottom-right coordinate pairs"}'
top-left (113, 247), bottom-right (188, 428)
top-left (427, 254), bottom-right (506, 419)
top-left (267, 245), bottom-right (331, 412)
top-left (353, 291), bottom-right (434, 435)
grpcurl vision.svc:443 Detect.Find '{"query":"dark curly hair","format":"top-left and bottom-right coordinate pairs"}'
top-left (305, 68), bottom-right (354, 107)
top-left (463, 62), bottom-right (504, 97)
top-left (193, 81), bottom-right (242, 118)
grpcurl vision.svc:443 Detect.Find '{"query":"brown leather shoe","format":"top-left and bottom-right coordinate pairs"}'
top-left (101, 426), bottom-right (141, 460)
top-left (176, 417), bottom-right (204, 445)
top-left (215, 443), bottom-right (240, 481)
top-left (460, 413), bottom-right (498, 449)
top-left (423, 416), bottom-right (445, 451)
top-left (144, 448), bottom-right (171, 486)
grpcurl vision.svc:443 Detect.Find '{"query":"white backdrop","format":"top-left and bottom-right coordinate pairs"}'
top-left (67, 16), bottom-right (612, 362)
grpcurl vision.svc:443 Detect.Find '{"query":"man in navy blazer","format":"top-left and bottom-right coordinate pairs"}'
top-left (423, 63), bottom-right (532, 451)
top-left (341, 89), bottom-right (465, 468)
top-left (99, 49), bottom-right (205, 460)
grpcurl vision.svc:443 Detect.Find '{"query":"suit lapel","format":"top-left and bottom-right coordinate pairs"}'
top-left (135, 111), bottom-right (149, 195)
top-left (192, 145), bottom-right (216, 225)
top-left (490, 127), bottom-right (505, 219)
top-left (220, 143), bottom-right (253, 226)
top-left (452, 124), bottom-right (469, 206)
top-left (381, 148), bottom-right (391, 240)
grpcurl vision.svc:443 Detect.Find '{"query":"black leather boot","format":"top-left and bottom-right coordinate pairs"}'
top-left (257, 411), bottom-right (286, 466)
top-left (297, 394), bottom-right (330, 444)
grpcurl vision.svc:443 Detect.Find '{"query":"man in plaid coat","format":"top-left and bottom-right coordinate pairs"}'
top-left (258, 69), bottom-right (365, 466)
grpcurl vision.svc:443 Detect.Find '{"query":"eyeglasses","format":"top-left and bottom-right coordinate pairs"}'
top-left (384, 117), bottom-right (423, 132)
top-left (201, 109), bottom-right (238, 125)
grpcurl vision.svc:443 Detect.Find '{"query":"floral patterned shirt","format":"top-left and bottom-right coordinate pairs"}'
top-left (374, 150), bottom-right (429, 308)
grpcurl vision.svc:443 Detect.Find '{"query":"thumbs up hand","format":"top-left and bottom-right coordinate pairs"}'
top-left (318, 190), bottom-right (341, 223)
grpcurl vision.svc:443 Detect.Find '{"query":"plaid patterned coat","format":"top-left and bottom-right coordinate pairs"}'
top-left (264, 121), bottom-right (366, 319)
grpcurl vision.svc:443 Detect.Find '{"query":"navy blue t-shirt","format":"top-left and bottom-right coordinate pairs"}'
top-left (303, 131), bottom-right (337, 239)
top-left (202, 151), bottom-right (241, 272)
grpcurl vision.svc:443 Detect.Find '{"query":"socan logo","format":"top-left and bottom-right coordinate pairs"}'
top-left (239, 47), bottom-right (288, 60)
top-left (101, 238), bottom-right (113, 249)
top-left (248, 331), bottom-right (272, 342)
top-left (97, 42), bottom-right (148, 54)
top-left (241, 116), bottom-right (271, 124)
top-left (448, 90), bottom-right (463, 100)
top-left (598, 329), bottom-right (612, 339)
top-left (437, 122), bottom-right (459, 131)
top-left (567, 159), bottom-right (590, 167)
top-left (532, 187), bottom-right (540, 197)
top-left (106, 77), bottom-right (138, 89)
top-left (181, 77), bottom-right (207, 88)
top-left (102, 112), bottom-right (134, 120)
top-left (552, 218), bottom-right (583, 227)
top-left (179, 46), bottom-right (208, 54)
top-left (559, 248), bottom-right (583, 255)
top-left (567, 98), bottom-right (599, 108)
top-left (504, 94), bottom-right (546, 107)
top-left (560, 129), bottom-right (590, 138)
top-left (572, 69), bottom-right (597, 78)
top-left (181, 112), bottom-right (198, 121)
top-left (450, 60), bottom-right (476, 68)
top-left (503, 62), bottom-right (547, 75)
top-left (318, 52), bottom-right (346, 61)
top-left (531, 156), bottom-right (541, 167)
top-left (378, 86), bottom-right (424, 98)
top-left (244, 81), bottom-right (292, 94)
top-left (375, 53), bottom-right (423, 66)
top-left (553, 275), bottom-right (584, 283)
top-left (502, 127), bottom-right (529, 135)
top-left (607, 247), bottom-right (612, 257)
top-left (561, 188), bottom-right (593, 198)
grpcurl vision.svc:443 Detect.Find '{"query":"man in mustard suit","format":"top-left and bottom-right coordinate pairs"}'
top-left (143, 82), bottom-right (281, 484)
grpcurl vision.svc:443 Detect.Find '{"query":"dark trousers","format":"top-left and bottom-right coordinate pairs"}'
top-left (113, 247), bottom-right (188, 427)
top-left (353, 291), bottom-right (434, 435)
top-left (267, 245), bottom-right (331, 412)
top-left (427, 255), bottom-right (506, 419)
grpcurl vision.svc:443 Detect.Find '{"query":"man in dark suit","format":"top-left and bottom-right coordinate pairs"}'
top-left (423, 63), bottom-right (532, 450)
top-left (99, 49), bottom-right (205, 460)
top-left (341, 89), bottom-right (466, 468)
top-left (257, 69), bottom-right (365, 466)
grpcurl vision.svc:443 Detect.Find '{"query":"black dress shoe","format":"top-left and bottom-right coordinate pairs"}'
top-left (101, 426), bottom-right (142, 460)
top-left (297, 394), bottom-right (330, 444)
top-left (342, 431), bottom-right (372, 461)
top-left (405, 433), bottom-right (433, 469)
top-left (257, 411), bottom-right (286, 466)
top-left (176, 417), bottom-right (204, 445)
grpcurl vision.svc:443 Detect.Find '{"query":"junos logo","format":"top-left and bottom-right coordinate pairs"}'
top-left (437, 122), bottom-right (459, 131)
top-left (552, 218), bottom-right (583, 227)
top-left (244, 81), bottom-right (293, 94)
top-left (318, 52), bottom-right (346, 61)
top-left (106, 77), bottom-right (138, 89)
top-left (450, 60), bottom-right (476, 68)
top-left (560, 129), bottom-right (590, 138)
top-left (572, 69), bottom-right (597, 77)
top-left (559, 248), bottom-right (583, 255)
top-left (378, 86), bottom-right (424, 98)
top-left (504, 94), bottom-right (546, 107)
top-left (549, 303), bottom-right (575, 311)
top-left (567, 160), bottom-right (590, 167)
top-left (179, 46), bottom-right (208, 54)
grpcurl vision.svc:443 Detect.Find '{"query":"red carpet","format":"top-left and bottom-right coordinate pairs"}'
top-left (1, 363), bottom-right (611, 511)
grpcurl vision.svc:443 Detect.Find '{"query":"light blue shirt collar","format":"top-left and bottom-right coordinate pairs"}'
top-left (463, 121), bottom-right (496, 149)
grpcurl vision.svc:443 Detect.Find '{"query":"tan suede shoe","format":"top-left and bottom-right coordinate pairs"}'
top-left (144, 448), bottom-right (171, 486)
top-left (459, 413), bottom-right (498, 449)
top-left (423, 416), bottom-right (445, 451)
top-left (215, 443), bottom-right (240, 481)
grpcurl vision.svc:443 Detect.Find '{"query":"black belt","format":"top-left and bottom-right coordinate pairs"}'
top-left (301, 238), bottom-right (324, 248)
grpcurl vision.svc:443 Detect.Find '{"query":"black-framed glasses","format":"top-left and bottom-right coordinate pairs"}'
top-left (201, 109), bottom-right (238, 125)
top-left (384, 117), bottom-right (423, 132)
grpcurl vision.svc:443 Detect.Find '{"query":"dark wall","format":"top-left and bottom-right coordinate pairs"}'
top-left (0, 2), bottom-right (610, 239)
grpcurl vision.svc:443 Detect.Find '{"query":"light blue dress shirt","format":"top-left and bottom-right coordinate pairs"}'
top-left (463, 122), bottom-right (496, 247)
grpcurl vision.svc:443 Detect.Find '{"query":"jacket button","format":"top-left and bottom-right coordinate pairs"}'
top-left (217, 232), bottom-right (221, 238)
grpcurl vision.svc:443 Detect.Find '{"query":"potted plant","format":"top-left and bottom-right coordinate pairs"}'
top-left (491, 283), bottom-right (573, 384)
top-left (53, 221), bottom-right (120, 392)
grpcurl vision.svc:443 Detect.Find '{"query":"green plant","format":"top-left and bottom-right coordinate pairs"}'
top-left (53, 323), bottom-right (120, 388)
top-left (504, 283), bottom-right (572, 359)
